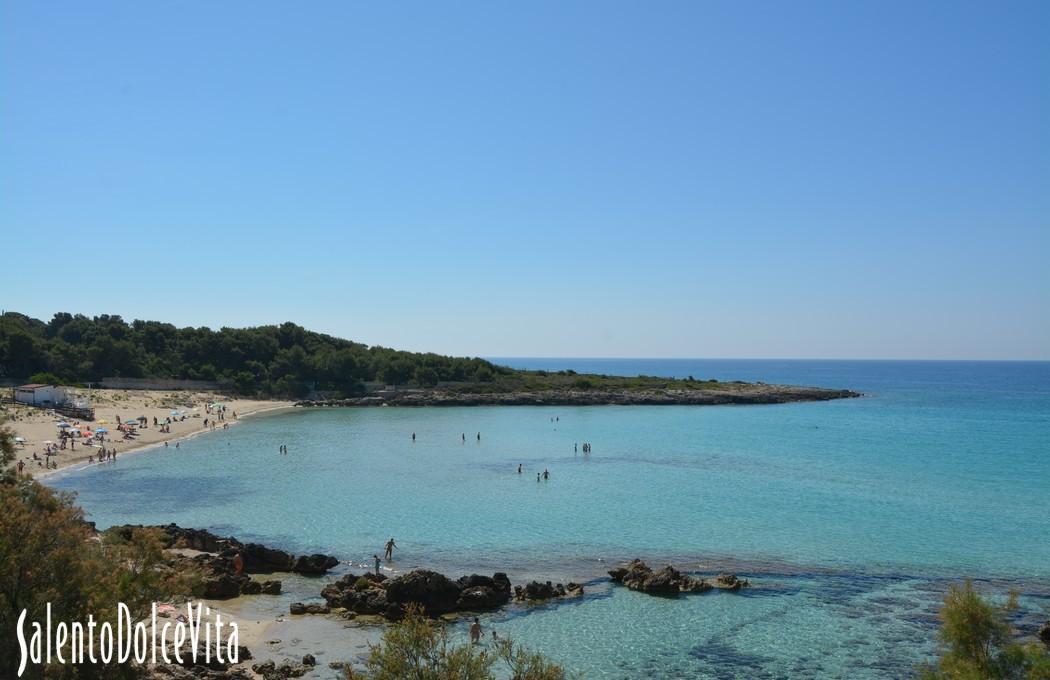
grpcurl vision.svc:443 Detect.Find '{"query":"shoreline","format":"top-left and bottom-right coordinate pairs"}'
top-left (36, 402), bottom-right (295, 480)
top-left (4, 389), bottom-right (294, 478)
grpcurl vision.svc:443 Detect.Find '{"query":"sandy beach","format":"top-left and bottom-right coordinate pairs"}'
top-left (3, 388), bottom-right (293, 477)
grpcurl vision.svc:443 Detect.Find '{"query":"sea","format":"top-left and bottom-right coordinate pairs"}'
top-left (49, 359), bottom-right (1050, 678)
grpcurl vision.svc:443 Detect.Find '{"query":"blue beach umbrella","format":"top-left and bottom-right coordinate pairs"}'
top-left (95, 427), bottom-right (108, 433)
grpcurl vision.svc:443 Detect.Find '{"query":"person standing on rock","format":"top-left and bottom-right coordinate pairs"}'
top-left (385, 537), bottom-right (397, 561)
top-left (470, 617), bottom-right (482, 644)
top-left (373, 554), bottom-right (381, 576)
top-left (232, 552), bottom-right (244, 575)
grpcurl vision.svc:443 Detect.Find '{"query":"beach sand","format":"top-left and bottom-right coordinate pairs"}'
top-left (3, 388), bottom-right (292, 476)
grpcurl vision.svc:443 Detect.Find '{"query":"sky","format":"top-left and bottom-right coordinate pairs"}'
top-left (2, 1), bottom-right (1047, 359)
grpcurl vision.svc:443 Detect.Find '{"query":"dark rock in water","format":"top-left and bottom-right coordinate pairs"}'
top-left (1039, 620), bottom-right (1050, 646)
top-left (289, 601), bottom-right (330, 615)
top-left (240, 542), bottom-right (295, 573)
top-left (513, 580), bottom-right (584, 602)
top-left (301, 653), bottom-right (316, 666)
top-left (261, 579), bottom-right (282, 595)
top-left (714, 573), bottom-right (750, 591)
top-left (608, 559), bottom-right (718, 596)
top-left (293, 553), bottom-right (339, 575)
top-left (455, 573), bottom-right (512, 610)
top-left (385, 569), bottom-right (463, 615)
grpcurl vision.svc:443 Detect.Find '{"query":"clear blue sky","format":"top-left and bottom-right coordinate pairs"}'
top-left (3, 1), bottom-right (1047, 359)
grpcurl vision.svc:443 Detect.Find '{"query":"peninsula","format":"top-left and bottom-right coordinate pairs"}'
top-left (1, 312), bottom-right (859, 406)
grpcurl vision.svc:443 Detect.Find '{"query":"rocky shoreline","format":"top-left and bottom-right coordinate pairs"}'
top-left (125, 525), bottom-right (750, 679)
top-left (295, 384), bottom-right (860, 408)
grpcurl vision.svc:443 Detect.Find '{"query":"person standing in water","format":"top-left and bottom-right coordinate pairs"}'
top-left (385, 537), bottom-right (397, 561)
top-left (373, 554), bottom-right (381, 576)
top-left (469, 618), bottom-right (482, 644)
top-left (476, 432), bottom-right (480, 441)
top-left (412, 433), bottom-right (416, 442)
top-left (543, 469), bottom-right (550, 480)
top-left (462, 433), bottom-right (466, 443)
top-left (517, 463), bottom-right (522, 474)
top-left (536, 473), bottom-right (541, 482)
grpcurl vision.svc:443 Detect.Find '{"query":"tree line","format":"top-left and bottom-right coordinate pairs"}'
top-left (0, 312), bottom-right (510, 397)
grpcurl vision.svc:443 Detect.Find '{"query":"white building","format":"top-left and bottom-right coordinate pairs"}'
top-left (13, 384), bottom-right (66, 406)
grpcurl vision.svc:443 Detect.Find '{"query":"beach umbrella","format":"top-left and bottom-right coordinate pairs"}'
top-left (95, 427), bottom-right (108, 433)
top-left (14, 437), bottom-right (25, 443)
top-left (57, 422), bottom-right (71, 428)
top-left (170, 410), bottom-right (180, 416)
top-left (43, 440), bottom-right (54, 445)
top-left (80, 430), bottom-right (92, 437)
top-left (98, 419), bottom-right (108, 424)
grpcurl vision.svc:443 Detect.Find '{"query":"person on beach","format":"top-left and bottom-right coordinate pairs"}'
top-left (232, 552), bottom-right (244, 575)
top-left (385, 537), bottom-right (397, 561)
top-left (16, 460), bottom-right (24, 476)
top-left (373, 554), bottom-right (381, 576)
top-left (470, 618), bottom-right (482, 644)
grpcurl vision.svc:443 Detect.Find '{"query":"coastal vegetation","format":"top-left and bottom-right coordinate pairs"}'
top-left (0, 311), bottom-right (507, 397)
top-left (0, 419), bottom-right (199, 679)
top-left (0, 312), bottom-right (856, 403)
top-left (920, 581), bottom-right (1050, 679)
top-left (344, 604), bottom-right (567, 680)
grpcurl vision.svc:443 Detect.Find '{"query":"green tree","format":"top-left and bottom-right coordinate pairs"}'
top-left (920, 580), bottom-right (1050, 679)
top-left (345, 605), bottom-right (566, 680)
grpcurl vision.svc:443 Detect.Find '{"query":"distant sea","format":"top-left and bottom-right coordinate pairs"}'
top-left (51, 359), bottom-right (1050, 678)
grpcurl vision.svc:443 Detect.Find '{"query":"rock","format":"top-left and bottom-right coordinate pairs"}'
top-left (608, 559), bottom-right (714, 596)
top-left (261, 579), bottom-right (282, 595)
top-left (289, 602), bottom-right (330, 615)
top-left (455, 573), bottom-right (512, 610)
top-left (714, 573), bottom-right (749, 591)
top-left (240, 580), bottom-right (263, 595)
top-left (302, 653), bottom-right (316, 666)
top-left (514, 580), bottom-right (581, 602)
top-left (293, 553), bottom-right (339, 575)
top-left (240, 542), bottom-right (295, 573)
top-left (384, 569), bottom-right (463, 615)
top-left (1039, 620), bottom-right (1050, 646)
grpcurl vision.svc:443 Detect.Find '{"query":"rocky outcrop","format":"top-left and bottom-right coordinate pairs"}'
top-left (107, 524), bottom-right (339, 592)
top-left (384, 569), bottom-right (463, 615)
top-left (293, 553), bottom-right (340, 574)
top-left (317, 569), bottom-right (518, 619)
top-left (608, 559), bottom-right (743, 597)
top-left (513, 580), bottom-right (584, 602)
top-left (456, 573), bottom-right (513, 610)
top-left (251, 659), bottom-right (309, 679)
top-left (1039, 620), bottom-right (1050, 646)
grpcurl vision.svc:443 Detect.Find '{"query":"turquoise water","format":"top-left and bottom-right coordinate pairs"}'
top-left (50, 360), bottom-right (1050, 678)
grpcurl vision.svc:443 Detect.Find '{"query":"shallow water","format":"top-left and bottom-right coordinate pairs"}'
top-left (50, 360), bottom-right (1050, 677)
